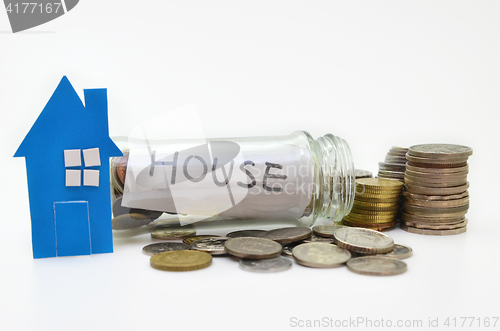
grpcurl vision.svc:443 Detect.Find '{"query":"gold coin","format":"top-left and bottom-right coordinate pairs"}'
top-left (352, 200), bottom-right (400, 210)
top-left (150, 250), bottom-right (212, 271)
top-left (356, 178), bottom-right (404, 191)
top-left (342, 219), bottom-right (397, 230)
top-left (355, 196), bottom-right (402, 203)
top-left (350, 206), bottom-right (399, 215)
top-left (345, 213), bottom-right (398, 223)
top-left (356, 192), bottom-right (402, 199)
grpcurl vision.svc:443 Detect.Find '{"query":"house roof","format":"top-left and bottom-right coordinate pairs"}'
top-left (14, 76), bottom-right (122, 158)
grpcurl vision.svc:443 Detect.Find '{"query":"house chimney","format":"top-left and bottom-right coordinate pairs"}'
top-left (84, 88), bottom-right (110, 136)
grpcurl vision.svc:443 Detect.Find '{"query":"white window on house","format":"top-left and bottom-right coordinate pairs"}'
top-left (66, 169), bottom-right (81, 186)
top-left (64, 148), bottom-right (100, 187)
top-left (83, 169), bottom-right (99, 187)
top-left (83, 148), bottom-right (100, 167)
top-left (64, 149), bottom-right (81, 167)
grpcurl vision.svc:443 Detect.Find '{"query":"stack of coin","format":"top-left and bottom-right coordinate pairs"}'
top-left (401, 144), bottom-right (472, 235)
top-left (378, 147), bottom-right (408, 182)
top-left (343, 178), bottom-right (404, 231)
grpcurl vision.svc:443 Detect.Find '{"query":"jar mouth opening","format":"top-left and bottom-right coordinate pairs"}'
top-left (305, 132), bottom-right (355, 223)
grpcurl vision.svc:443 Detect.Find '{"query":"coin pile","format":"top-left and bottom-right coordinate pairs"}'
top-left (343, 178), bottom-right (404, 231)
top-left (378, 147), bottom-right (408, 182)
top-left (145, 225), bottom-right (411, 276)
top-left (401, 144), bottom-right (472, 235)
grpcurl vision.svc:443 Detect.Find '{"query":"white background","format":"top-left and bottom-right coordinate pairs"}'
top-left (1, 1), bottom-right (500, 330)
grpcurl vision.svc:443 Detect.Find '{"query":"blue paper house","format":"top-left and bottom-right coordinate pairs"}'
top-left (14, 77), bottom-right (122, 258)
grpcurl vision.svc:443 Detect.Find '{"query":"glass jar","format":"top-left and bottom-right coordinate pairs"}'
top-left (110, 131), bottom-right (355, 230)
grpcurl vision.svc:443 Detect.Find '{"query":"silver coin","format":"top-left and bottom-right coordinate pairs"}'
top-left (292, 243), bottom-right (351, 268)
top-left (347, 256), bottom-right (407, 276)
top-left (239, 257), bottom-right (292, 273)
top-left (190, 237), bottom-right (229, 255)
top-left (225, 237), bottom-right (282, 259)
top-left (408, 144), bottom-right (473, 159)
top-left (142, 242), bottom-right (191, 256)
top-left (376, 244), bottom-right (413, 260)
top-left (264, 227), bottom-right (312, 244)
top-left (312, 225), bottom-right (346, 239)
top-left (333, 227), bottom-right (394, 254)
top-left (226, 230), bottom-right (268, 238)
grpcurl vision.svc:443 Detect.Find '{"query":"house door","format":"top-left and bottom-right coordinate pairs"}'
top-left (54, 201), bottom-right (91, 256)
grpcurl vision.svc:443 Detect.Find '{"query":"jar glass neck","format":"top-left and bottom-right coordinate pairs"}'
top-left (304, 132), bottom-right (355, 222)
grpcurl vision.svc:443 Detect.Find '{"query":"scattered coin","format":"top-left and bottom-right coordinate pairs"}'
top-left (333, 227), bottom-right (394, 254)
top-left (302, 233), bottom-right (336, 244)
top-left (281, 242), bottom-right (301, 257)
top-left (183, 235), bottom-right (221, 245)
top-left (239, 257), bottom-right (292, 273)
top-left (346, 256), bottom-right (407, 276)
top-left (312, 225), bottom-right (346, 238)
top-left (225, 237), bottom-right (282, 259)
top-left (226, 230), bottom-right (268, 238)
top-left (264, 227), bottom-right (312, 244)
top-left (292, 243), bottom-right (351, 268)
top-left (151, 224), bottom-right (196, 239)
top-left (150, 250), bottom-right (212, 271)
top-left (142, 242), bottom-right (191, 256)
top-left (376, 244), bottom-right (413, 260)
top-left (190, 237), bottom-right (229, 255)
